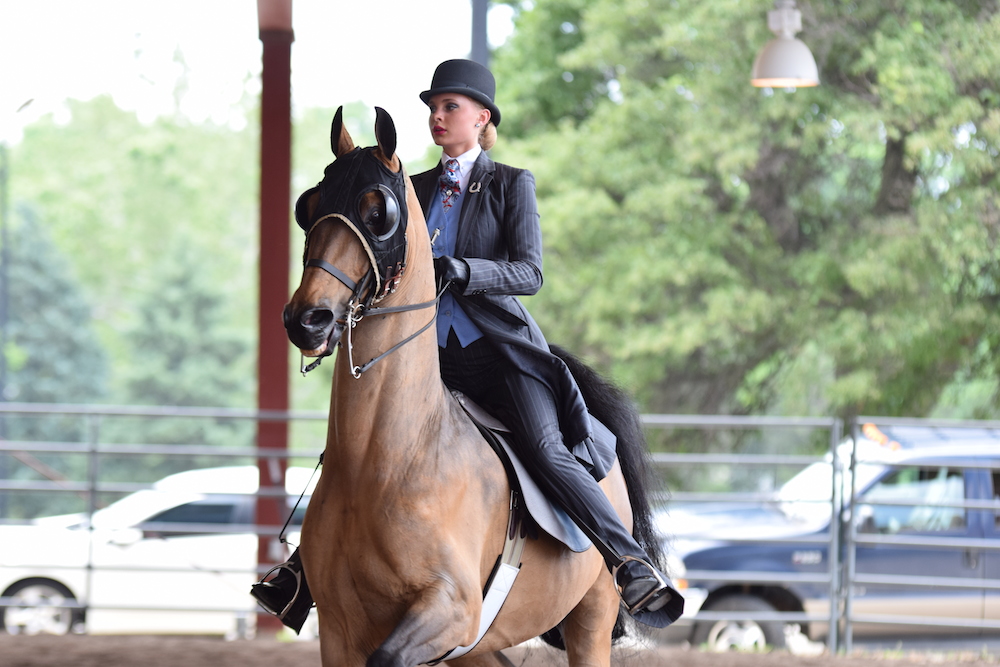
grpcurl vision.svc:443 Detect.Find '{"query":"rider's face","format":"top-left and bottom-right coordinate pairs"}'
top-left (427, 93), bottom-right (489, 157)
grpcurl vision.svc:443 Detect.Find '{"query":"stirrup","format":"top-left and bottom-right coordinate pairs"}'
top-left (612, 555), bottom-right (669, 616)
top-left (253, 561), bottom-right (303, 620)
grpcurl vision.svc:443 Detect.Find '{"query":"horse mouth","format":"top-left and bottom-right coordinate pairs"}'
top-left (305, 320), bottom-right (346, 357)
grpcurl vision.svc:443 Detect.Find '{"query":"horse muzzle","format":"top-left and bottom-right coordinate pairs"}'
top-left (282, 302), bottom-right (346, 356)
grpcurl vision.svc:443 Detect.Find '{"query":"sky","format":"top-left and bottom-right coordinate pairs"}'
top-left (0, 0), bottom-right (515, 161)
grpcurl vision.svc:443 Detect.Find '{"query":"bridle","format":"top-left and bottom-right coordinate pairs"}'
top-left (295, 149), bottom-right (444, 379)
top-left (299, 228), bottom-right (445, 378)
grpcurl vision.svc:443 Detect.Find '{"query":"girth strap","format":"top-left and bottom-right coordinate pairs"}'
top-left (427, 489), bottom-right (525, 665)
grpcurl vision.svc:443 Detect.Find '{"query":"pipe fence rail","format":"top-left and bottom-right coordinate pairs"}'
top-left (0, 404), bottom-right (998, 651)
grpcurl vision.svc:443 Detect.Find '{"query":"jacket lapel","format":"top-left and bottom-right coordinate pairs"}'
top-left (415, 164), bottom-right (442, 217)
top-left (455, 152), bottom-right (495, 257)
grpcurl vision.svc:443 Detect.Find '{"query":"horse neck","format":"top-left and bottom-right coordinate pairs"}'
top-left (327, 215), bottom-right (447, 469)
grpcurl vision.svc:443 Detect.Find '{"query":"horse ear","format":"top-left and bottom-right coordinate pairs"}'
top-left (374, 107), bottom-right (397, 161)
top-left (330, 106), bottom-right (355, 157)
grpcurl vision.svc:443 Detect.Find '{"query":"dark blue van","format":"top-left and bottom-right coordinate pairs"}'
top-left (659, 426), bottom-right (1000, 651)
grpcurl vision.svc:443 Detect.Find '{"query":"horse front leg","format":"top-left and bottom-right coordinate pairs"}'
top-left (366, 580), bottom-right (480, 667)
top-left (317, 616), bottom-right (368, 667)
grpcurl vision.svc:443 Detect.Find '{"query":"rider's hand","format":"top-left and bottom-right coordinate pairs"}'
top-left (434, 256), bottom-right (470, 290)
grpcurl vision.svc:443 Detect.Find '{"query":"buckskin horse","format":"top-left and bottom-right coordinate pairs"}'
top-left (283, 106), bottom-right (667, 667)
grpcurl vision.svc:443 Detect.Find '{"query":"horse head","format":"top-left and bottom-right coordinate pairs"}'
top-left (283, 106), bottom-right (412, 359)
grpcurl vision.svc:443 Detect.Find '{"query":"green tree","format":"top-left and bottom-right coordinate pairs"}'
top-left (117, 231), bottom-right (254, 409)
top-left (5, 95), bottom-right (267, 503)
top-left (492, 0), bottom-right (609, 138)
top-left (1, 205), bottom-right (110, 517)
top-left (491, 0), bottom-right (1000, 421)
top-left (87, 230), bottom-right (258, 485)
top-left (4, 205), bottom-right (109, 405)
top-left (11, 95), bottom-right (260, 406)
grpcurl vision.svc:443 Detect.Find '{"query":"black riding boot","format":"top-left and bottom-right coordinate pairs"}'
top-left (251, 548), bottom-right (314, 633)
top-left (615, 556), bottom-right (678, 618)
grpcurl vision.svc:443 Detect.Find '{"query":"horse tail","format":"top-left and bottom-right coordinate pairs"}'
top-left (549, 344), bottom-right (668, 640)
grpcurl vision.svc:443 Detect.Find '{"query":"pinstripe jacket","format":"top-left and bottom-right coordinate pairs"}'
top-left (411, 152), bottom-right (597, 458)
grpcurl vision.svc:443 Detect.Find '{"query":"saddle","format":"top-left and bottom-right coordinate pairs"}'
top-left (451, 390), bottom-right (619, 553)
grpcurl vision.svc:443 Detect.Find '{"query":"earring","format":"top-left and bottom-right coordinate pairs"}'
top-left (475, 123), bottom-right (481, 128)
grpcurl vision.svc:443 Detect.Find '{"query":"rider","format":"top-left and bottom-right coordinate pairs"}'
top-left (252, 59), bottom-right (683, 632)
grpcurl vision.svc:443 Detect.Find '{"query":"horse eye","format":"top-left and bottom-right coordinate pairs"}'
top-left (356, 185), bottom-right (400, 239)
top-left (361, 192), bottom-right (392, 237)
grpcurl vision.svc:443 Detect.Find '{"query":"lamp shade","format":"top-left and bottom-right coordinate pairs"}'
top-left (751, 36), bottom-right (819, 87)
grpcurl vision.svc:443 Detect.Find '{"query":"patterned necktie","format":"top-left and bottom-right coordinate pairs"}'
top-left (439, 158), bottom-right (461, 211)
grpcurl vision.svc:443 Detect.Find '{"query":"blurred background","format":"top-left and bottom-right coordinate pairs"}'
top-left (0, 0), bottom-right (998, 503)
top-left (1, 0), bottom-right (998, 502)
top-left (3, 1), bottom-right (998, 414)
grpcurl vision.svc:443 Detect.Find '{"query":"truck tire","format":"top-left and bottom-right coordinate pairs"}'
top-left (691, 594), bottom-right (786, 651)
top-left (1, 578), bottom-right (83, 635)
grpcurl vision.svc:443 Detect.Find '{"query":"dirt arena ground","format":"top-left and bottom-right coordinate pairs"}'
top-left (1, 635), bottom-right (998, 667)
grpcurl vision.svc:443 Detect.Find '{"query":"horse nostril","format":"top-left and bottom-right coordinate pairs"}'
top-left (302, 308), bottom-right (334, 331)
top-left (283, 305), bottom-right (335, 336)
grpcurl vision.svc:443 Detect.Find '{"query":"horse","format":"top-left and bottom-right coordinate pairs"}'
top-left (283, 106), bottom-right (666, 667)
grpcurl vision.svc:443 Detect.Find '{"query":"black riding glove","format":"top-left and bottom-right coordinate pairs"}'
top-left (434, 256), bottom-right (470, 290)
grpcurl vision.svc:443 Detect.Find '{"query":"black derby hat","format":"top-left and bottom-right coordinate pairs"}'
top-left (420, 59), bottom-right (501, 127)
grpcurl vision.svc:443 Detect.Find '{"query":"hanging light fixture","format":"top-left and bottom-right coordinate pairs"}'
top-left (751, 0), bottom-right (819, 88)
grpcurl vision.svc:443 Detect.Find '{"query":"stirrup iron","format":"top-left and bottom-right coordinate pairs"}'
top-left (253, 561), bottom-right (303, 620)
top-left (612, 555), bottom-right (668, 616)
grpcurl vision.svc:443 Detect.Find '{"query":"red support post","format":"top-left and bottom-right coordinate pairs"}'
top-left (256, 7), bottom-right (293, 635)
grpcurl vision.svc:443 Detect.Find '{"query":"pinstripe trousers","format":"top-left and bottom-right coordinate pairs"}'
top-left (439, 332), bottom-right (648, 569)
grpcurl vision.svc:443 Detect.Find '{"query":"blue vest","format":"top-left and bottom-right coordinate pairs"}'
top-left (426, 186), bottom-right (484, 348)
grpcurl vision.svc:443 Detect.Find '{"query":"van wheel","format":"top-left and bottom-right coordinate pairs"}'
top-left (1, 579), bottom-right (83, 635)
top-left (692, 594), bottom-right (786, 651)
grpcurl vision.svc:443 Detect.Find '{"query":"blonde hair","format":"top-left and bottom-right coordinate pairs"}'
top-left (470, 100), bottom-right (498, 151)
top-left (479, 122), bottom-right (497, 151)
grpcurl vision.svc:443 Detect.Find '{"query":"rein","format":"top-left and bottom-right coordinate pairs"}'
top-left (340, 281), bottom-right (446, 379)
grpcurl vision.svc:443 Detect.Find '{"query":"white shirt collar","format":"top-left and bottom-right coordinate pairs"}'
top-left (441, 145), bottom-right (482, 181)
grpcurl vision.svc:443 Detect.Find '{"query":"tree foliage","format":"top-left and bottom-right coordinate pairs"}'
top-left (490, 0), bottom-right (1000, 420)
top-left (0, 204), bottom-right (110, 518)
top-left (11, 96), bottom-right (259, 407)
top-left (4, 205), bottom-right (109, 407)
top-left (6, 1), bottom-right (1000, 437)
top-left (2, 96), bottom-right (267, 514)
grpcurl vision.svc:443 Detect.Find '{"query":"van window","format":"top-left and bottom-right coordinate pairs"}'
top-left (858, 467), bottom-right (965, 534)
